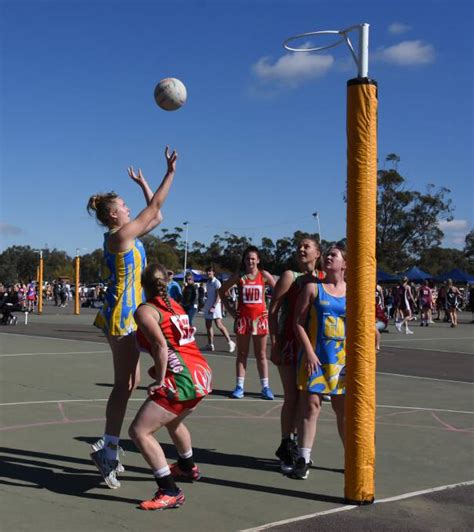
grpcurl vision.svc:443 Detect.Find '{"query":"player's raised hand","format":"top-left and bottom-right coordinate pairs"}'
top-left (165, 146), bottom-right (178, 173)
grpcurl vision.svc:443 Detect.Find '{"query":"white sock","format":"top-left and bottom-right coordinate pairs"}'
top-left (103, 434), bottom-right (119, 461)
top-left (153, 465), bottom-right (171, 479)
top-left (261, 378), bottom-right (269, 389)
top-left (237, 377), bottom-right (245, 388)
top-left (298, 447), bottom-right (311, 463)
top-left (178, 449), bottom-right (193, 459)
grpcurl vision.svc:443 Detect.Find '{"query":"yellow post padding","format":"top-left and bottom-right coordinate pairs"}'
top-left (344, 79), bottom-right (378, 504)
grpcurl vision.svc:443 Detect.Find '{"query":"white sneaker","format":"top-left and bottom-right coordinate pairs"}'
top-left (90, 448), bottom-right (121, 489)
top-left (91, 438), bottom-right (125, 473)
top-left (203, 343), bottom-right (215, 351)
top-left (395, 322), bottom-right (402, 333)
top-left (405, 328), bottom-right (414, 335)
top-left (228, 340), bottom-right (236, 353)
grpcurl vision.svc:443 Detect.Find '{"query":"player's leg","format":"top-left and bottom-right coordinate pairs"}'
top-left (293, 391), bottom-right (322, 479)
top-left (91, 334), bottom-right (140, 488)
top-left (232, 334), bottom-right (251, 398)
top-left (275, 364), bottom-right (298, 472)
top-left (129, 400), bottom-right (184, 510)
top-left (330, 394), bottom-right (345, 445)
top-left (215, 318), bottom-right (236, 352)
top-left (253, 334), bottom-right (274, 400)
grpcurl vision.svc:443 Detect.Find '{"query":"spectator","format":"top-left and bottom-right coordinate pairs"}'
top-left (182, 273), bottom-right (198, 326)
top-left (167, 271), bottom-right (182, 303)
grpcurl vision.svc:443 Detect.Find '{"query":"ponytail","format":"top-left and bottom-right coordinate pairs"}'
top-left (141, 263), bottom-right (176, 314)
top-left (87, 192), bottom-right (119, 226)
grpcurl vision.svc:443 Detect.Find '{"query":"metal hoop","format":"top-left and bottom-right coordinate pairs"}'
top-left (283, 30), bottom-right (345, 53)
top-left (282, 24), bottom-right (370, 78)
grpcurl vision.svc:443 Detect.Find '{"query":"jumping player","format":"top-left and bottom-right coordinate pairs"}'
top-left (129, 263), bottom-right (212, 510)
top-left (268, 237), bottom-right (323, 473)
top-left (87, 146), bottom-right (177, 489)
top-left (292, 246), bottom-right (347, 479)
top-left (219, 246), bottom-right (275, 400)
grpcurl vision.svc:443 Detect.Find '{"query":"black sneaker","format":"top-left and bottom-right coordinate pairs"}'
top-left (275, 439), bottom-right (294, 474)
top-left (291, 457), bottom-right (310, 480)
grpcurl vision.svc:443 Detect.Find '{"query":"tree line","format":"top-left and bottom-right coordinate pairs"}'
top-left (1, 155), bottom-right (472, 285)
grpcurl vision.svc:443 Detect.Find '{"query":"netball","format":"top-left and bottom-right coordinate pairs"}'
top-left (154, 77), bottom-right (187, 111)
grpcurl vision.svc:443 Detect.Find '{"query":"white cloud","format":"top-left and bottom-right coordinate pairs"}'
top-left (438, 219), bottom-right (469, 232)
top-left (438, 219), bottom-right (470, 249)
top-left (374, 40), bottom-right (435, 66)
top-left (388, 22), bottom-right (412, 35)
top-left (252, 52), bottom-right (334, 88)
top-left (0, 223), bottom-right (22, 236)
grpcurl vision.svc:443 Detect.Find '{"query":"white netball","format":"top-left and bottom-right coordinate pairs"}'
top-left (154, 77), bottom-right (187, 111)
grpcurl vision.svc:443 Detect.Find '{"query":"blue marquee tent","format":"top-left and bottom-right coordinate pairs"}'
top-left (377, 269), bottom-right (399, 282)
top-left (434, 268), bottom-right (474, 284)
top-left (173, 269), bottom-right (207, 282)
top-left (402, 266), bottom-right (432, 282)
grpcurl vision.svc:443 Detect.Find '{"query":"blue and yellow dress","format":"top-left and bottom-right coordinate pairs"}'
top-left (297, 280), bottom-right (346, 395)
top-left (94, 232), bottom-right (146, 336)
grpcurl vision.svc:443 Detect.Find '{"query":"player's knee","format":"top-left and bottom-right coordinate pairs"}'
top-left (128, 422), bottom-right (138, 441)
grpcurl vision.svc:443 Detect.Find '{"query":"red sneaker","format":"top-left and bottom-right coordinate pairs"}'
top-left (169, 462), bottom-right (201, 481)
top-left (139, 489), bottom-right (185, 511)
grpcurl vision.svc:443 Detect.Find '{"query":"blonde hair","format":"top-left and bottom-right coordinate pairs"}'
top-left (87, 192), bottom-right (119, 226)
top-left (141, 263), bottom-right (175, 314)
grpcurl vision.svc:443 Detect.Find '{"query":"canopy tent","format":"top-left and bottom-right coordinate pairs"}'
top-left (434, 268), bottom-right (474, 284)
top-left (377, 269), bottom-right (399, 282)
top-left (402, 266), bottom-right (432, 282)
top-left (173, 269), bottom-right (207, 282)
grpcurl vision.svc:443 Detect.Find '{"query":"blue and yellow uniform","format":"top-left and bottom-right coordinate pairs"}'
top-left (297, 280), bottom-right (346, 395)
top-left (94, 232), bottom-right (146, 336)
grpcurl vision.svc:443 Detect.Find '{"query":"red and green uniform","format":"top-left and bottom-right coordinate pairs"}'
top-left (235, 270), bottom-right (268, 335)
top-left (278, 270), bottom-right (325, 365)
top-left (136, 296), bottom-right (212, 403)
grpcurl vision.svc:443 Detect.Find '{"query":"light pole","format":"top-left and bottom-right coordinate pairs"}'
top-left (312, 212), bottom-right (322, 243)
top-left (183, 221), bottom-right (189, 280)
top-left (74, 248), bottom-right (81, 315)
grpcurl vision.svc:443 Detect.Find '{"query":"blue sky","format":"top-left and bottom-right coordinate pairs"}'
top-left (1, 0), bottom-right (472, 257)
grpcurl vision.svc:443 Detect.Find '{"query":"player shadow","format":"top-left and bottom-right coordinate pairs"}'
top-left (92, 384), bottom-right (284, 399)
top-left (95, 382), bottom-right (149, 391)
top-left (0, 446), bottom-right (345, 505)
top-left (0, 447), bottom-right (140, 504)
top-left (74, 438), bottom-right (342, 475)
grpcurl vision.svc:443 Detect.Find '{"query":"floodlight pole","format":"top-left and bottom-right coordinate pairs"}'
top-left (74, 248), bottom-right (81, 315)
top-left (38, 250), bottom-right (43, 314)
top-left (312, 212), bottom-right (322, 243)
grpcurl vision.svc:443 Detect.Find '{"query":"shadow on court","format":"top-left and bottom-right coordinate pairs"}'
top-left (94, 383), bottom-right (285, 400)
top-left (0, 446), bottom-right (346, 506)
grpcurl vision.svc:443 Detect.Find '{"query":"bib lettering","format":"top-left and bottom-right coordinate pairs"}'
top-left (242, 286), bottom-right (263, 304)
top-left (170, 314), bottom-right (196, 346)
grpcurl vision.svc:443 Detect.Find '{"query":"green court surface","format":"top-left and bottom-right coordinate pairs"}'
top-left (0, 311), bottom-right (473, 531)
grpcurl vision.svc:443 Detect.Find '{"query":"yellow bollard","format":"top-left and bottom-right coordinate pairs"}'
top-left (344, 78), bottom-right (378, 504)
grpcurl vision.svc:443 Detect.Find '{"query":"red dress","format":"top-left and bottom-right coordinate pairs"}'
top-left (235, 270), bottom-right (268, 335)
top-left (136, 297), bottom-right (212, 405)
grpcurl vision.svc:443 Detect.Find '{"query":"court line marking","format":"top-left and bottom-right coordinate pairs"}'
top-left (378, 372), bottom-right (473, 384)
top-left (240, 479), bottom-right (474, 531)
top-left (0, 332), bottom-right (106, 345)
top-left (383, 336), bottom-right (473, 343)
top-left (0, 351), bottom-right (109, 357)
top-left (0, 398), bottom-right (472, 414)
top-left (382, 345), bottom-right (473, 355)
